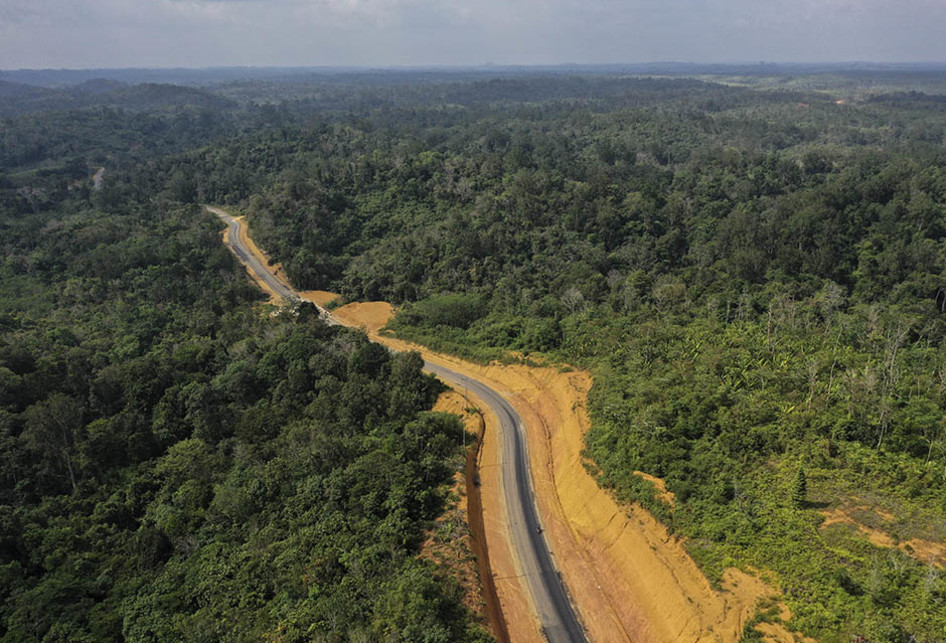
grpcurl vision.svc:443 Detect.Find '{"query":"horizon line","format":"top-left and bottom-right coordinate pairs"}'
top-left (5, 61), bottom-right (946, 73)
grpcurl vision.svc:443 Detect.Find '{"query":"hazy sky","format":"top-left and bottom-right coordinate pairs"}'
top-left (2, 0), bottom-right (946, 69)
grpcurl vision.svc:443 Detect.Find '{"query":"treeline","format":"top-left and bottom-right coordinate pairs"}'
top-left (0, 80), bottom-right (235, 119)
top-left (164, 78), bottom-right (946, 322)
top-left (0, 110), bottom-right (491, 642)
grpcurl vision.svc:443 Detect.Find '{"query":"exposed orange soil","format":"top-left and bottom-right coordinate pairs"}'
top-left (465, 387), bottom-right (545, 643)
top-left (434, 391), bottom-right (511, 643)
top-left (309, 297), bottom-right (540, 642)
top-left (421, 392), bottom-right (493, 630)
top-left (633, 471), bottom-right (676, 509)
top-left (327, 300), bottom-right (396, 333)
top-left (873, 507), bottom-right (896, 522)
top-left (756, 621), bottom-right (818, 643)
top-left (820, 507), bottom-right (946, 567)
top-left (307, 294), bottom-right (788, 643)
top-left (431, 389), bottom-right (470, 425)
top-left (748, 601), bottom-right (818, 643)
top-left (301, 290), bottom-right (341, 308)
top-left (904, 539), bottom-right (946, 567)
top-left (233, 215), bottom-right (291, 285)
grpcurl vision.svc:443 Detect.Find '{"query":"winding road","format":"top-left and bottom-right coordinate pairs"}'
top-left (209, 206), bottom-right (588, 643)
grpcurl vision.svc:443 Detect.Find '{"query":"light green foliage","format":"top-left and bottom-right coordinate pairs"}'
top-left (8, 70), bottom-right (946, 641)
top-left (791, 468), bottom-right (807, 509)
top-left (578, 307), bottom-right (946, 641)
top-left (397, 294), bottom-right (487, 330)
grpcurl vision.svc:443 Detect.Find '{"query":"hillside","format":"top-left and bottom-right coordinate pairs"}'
top-left (0, 102), bottom-right (491, 643)
top-left (0, 81), bottom-right (235, 118)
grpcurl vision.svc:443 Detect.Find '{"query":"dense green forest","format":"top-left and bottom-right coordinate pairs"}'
top-left (0, 97), bottom-right (491, 642)
top-left (146, 73), bottom-right (946, 642)
top-left (5, 67), bottom-right (946, 642)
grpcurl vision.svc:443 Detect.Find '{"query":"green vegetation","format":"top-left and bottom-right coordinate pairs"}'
top-left (169, 74), bottom-right (946, 641)
top-left (791, 468), bottom-right (808, 509)
top-left (0, 105), bottom-right (491, 642)
top-left (6, 67), bottom-right (946, 641)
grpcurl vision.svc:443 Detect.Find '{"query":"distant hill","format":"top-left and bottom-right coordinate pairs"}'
top-left (0, 81), bottom-right (236, 117)
top-left (0, 67), bottom-right (334, 87)
top-left (4, 62), bottom-right (946, 89)
top-left (96, 83), bottom-right (234, 110)
top-left (68, 78), bottom-right (128, 94)
top-left (0, 80), bottom-right (56, 99)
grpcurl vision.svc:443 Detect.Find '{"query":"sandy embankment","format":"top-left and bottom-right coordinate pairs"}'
top-left (302, 293), bottom-right (795, 643)
top-left (217, 226), bottom-right (526, 637)
top-left (308, 294), bottom-right (542, 642)
top-left (217, 209), bottom-right (808, 641)
top-left (426, 392), bottom-right (509, 641)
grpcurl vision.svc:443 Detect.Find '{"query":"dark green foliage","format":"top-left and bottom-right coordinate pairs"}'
top-left (0, 125), bottom-right (489, 642)
top-left (9, 69), bottom-right (946, 641)
top-left (0, 82), bottom-right (235, 118)
top-left (398, 294), bottom-right (488, 330)
top-left (193, 74), bottom-right (946, 641)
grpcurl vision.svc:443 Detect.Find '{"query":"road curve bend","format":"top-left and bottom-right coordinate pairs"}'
top-left (210, 206), bottom-right (588, 643)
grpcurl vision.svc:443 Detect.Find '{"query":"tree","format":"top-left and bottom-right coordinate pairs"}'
top-left (388, 352), bottom-right (438, 419)
top-left (21, 393), bottom-right (85, 491)
top-left (791, 467), bottom-right (807, 509)
top-left (349, 341), bottom-right (391, 378)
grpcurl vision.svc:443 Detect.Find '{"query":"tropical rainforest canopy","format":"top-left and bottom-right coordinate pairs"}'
top-left (3, 67), bottom-right (946, 641)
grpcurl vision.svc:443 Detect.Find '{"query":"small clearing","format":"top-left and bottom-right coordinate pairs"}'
top-left (633, 471), bottom-right (676, 509)
top-left (820, 507), bottom-right (946, 567)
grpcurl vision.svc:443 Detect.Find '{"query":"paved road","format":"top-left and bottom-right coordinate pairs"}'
top-left (207, 206), bottom-right (298, 302)
top-left (423, 363), bottom-right (588, 643)
top-left (209, 206), bottom-right (588, 643)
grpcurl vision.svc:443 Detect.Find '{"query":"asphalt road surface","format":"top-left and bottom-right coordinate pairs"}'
top-left (210, 206), bottom-right (588, 643)
top-left (423, 362), bottom-right (588, 643)
top-left (207, 206), bottom-right (298, 302)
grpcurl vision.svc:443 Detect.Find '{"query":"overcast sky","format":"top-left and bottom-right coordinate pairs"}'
top-left (2, 0), bottom-right (946, 69)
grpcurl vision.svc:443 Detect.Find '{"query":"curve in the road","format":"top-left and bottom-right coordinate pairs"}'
top-left (209, 206), bottom-right (588, 643)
